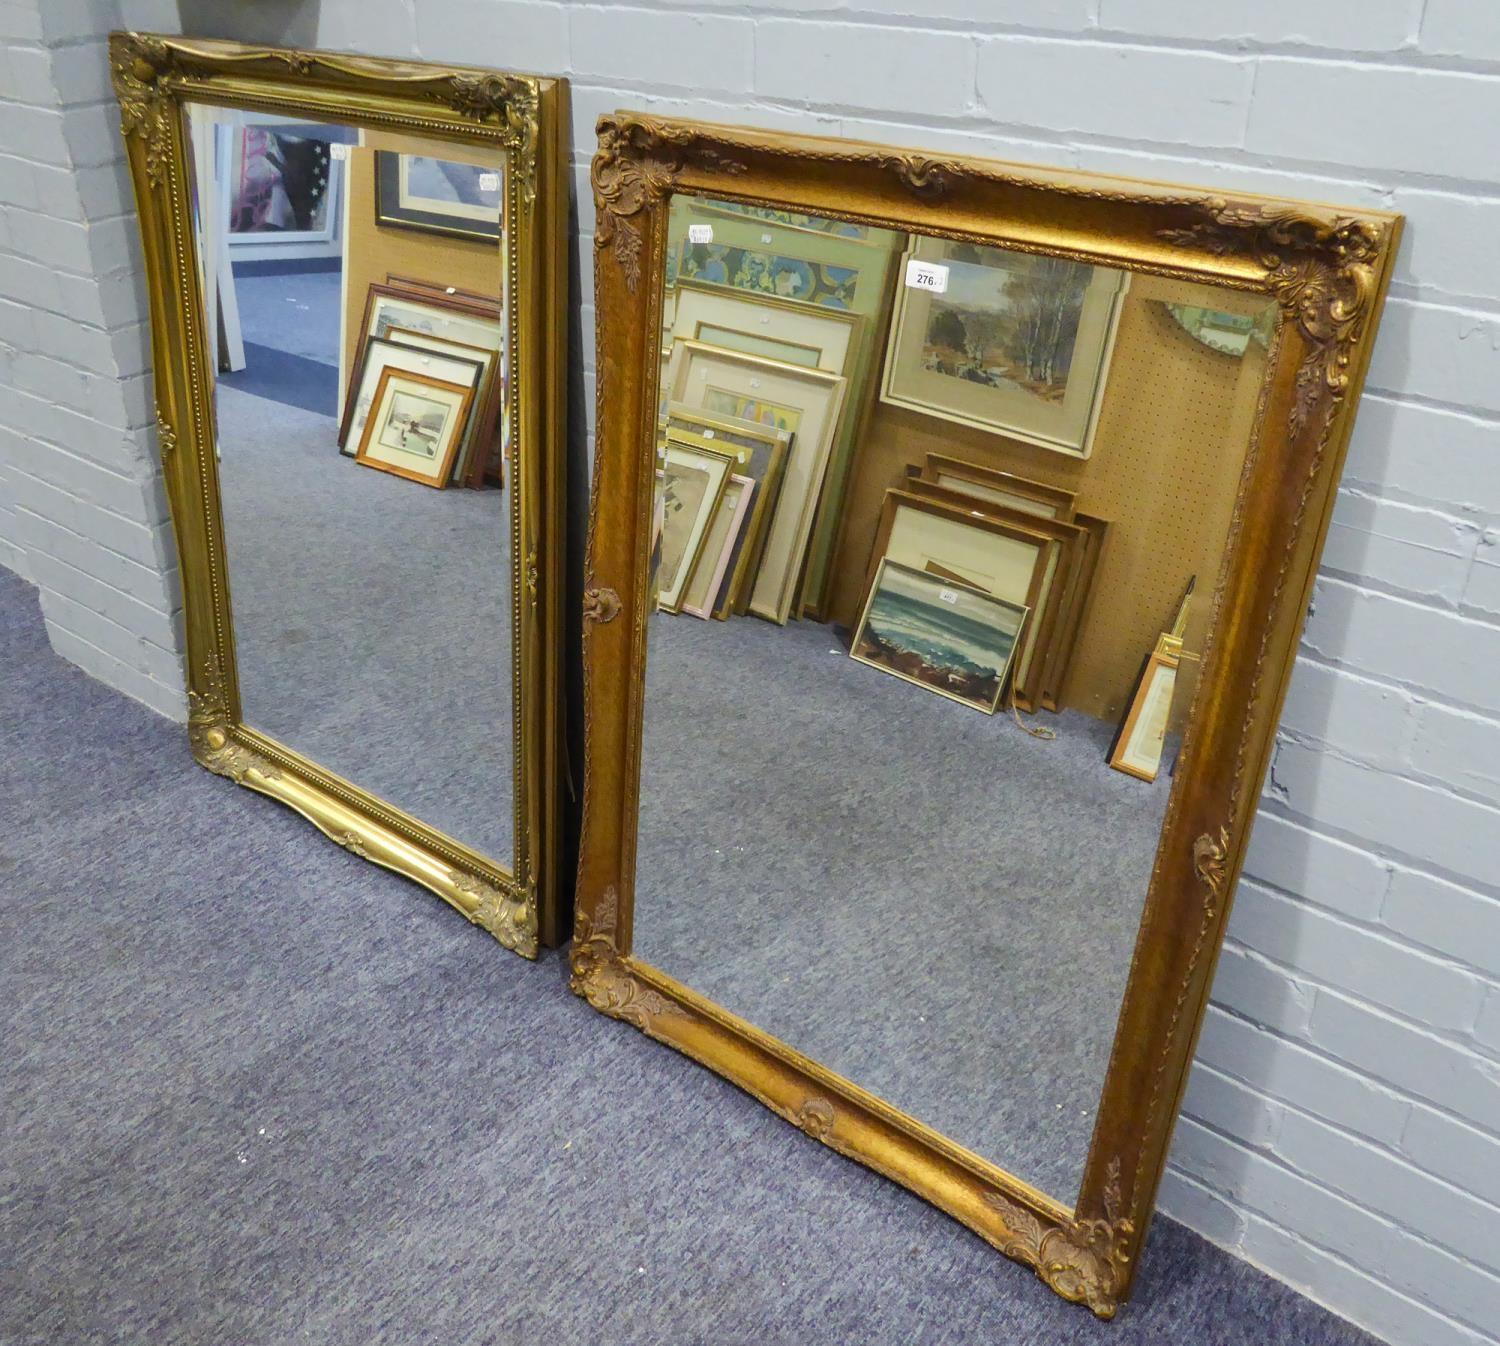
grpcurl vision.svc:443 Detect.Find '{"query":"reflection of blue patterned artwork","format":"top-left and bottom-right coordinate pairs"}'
top-left (405, 156), bottom-right (501, 211)
top-left (699, 200), bottom-right (870, 240)
top-left (673, 242), bottom-right (858, 309)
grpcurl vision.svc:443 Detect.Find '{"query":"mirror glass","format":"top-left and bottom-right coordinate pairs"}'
top-left (635, 194), bottom-right (1277, 1204)
top-left (185, 106), bottom-right (514, 866)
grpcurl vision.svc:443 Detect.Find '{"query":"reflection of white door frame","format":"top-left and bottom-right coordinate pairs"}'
top-left (187, 110), bottom-right (245, 375)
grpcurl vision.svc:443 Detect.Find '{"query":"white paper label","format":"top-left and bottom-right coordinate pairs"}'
top-left (938, 588), bottom-right (960, 605)
top-left (330, 143), bottom-right (349, 161)
top-left (700, 428), bottom-right (715, 438)
top-left (445, 286), bottom-right (457, 295)
top-left (479, 172), bottom-right (500, 192)
top-left (749, 378), bottom-right (761, 389)
top-left (905, 258), bottom-right (950, 295)
top-left (688, 224), bottom-right (713, 244)
top-left (760, 232), bottom-right (773, 244)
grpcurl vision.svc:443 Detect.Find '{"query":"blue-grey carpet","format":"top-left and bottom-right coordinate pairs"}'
top-left (0, 568), bottom-right (1378, 1346)
top-left (220, 339), bottom-right (338, 417)
top-left (637, 610), bottom-right (1171, 1203)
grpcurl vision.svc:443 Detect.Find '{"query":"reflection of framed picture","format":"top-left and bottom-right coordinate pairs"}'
top-left (681, 474), bottom-right (754, 620)
top-left (225, 122), bottom-right (346, 261)
top-left (882, 237), bottom-right (1127, 459)
top-left (920, 453), bottom-right (1076, 521)
top-left (664, 340), bottom-right (846, 624)
top-left (349, 283), bottom-right (505, 487)
top-left (670, 281), bottom-right (859, 374)
top-left (374, 151), bottom-right (504, 241)
top-left (851, 559), bottom-right (1028, 714)
top-left (1108, 638), bottom-right (1182, 781)
top-left (657, 437), bottom-right (735, 612)
top-left (338, 334), bottom-right (485, 474)
top-left (865, 489), bottom-right (1052, 708)
top-left (354, 367), bottom-right (474, 487)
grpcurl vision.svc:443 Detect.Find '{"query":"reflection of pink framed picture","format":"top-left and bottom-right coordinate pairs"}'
top-left (227, 125), bottom-right (343, 252)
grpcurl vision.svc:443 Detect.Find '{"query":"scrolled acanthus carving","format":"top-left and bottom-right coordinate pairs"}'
top-left (156, 405), bottom-right (177, 463)
top-left (1158, 201), bottom-right (1384, 437)
top-left (984, 1159), bottom-right (1133, 1319)
top-left (187, 663), bottom-right (279, 784)
top-left (110, 34), bottom-right (175, 189)
top-left (453, 870), bottom-right (538, 958)
top-left (570, 888), bottom-right (680, 1030)
top-left (441, 73), bottom-right (539, 205)
top-left (593, 114), bottom-right (747, 293)
top-left (582, 585), bottom-right (621, 624)
top-left (1192, 824), bottom-right (1232, 918)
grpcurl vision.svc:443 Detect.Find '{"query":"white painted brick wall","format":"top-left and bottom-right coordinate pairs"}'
top-left (0, 0), bottom-right (183, 718)
top-left (3, 3), bottom-right (1497, 1341)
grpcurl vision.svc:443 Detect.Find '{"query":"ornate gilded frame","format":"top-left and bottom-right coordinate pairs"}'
top-left (573, 114), bottom-right (1400, 1315)
top-left (110, 35), bottom-right (571, 955)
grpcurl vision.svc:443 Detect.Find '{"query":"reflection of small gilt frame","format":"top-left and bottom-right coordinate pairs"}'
top-left (110, 34), bottom-right (573, 956)
top-left (577, 112), bottom-right (1400, 1316)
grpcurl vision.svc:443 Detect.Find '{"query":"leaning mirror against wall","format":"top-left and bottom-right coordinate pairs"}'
top-left (110, 36), bottom-right (570, 955)
top-left (574, 115), bottom-right (1399, 1315)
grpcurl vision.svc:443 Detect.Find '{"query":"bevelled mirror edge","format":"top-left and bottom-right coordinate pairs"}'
top-left (573, 111), bottom-right (1402, 1317)
top-left (110, 33), bottom-right (571, 957)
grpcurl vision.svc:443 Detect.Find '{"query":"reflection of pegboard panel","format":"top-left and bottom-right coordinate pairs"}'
top-left (827, 271), bottom-right (1272, 724)
top-left (339, 135), bottom-right (502, 408)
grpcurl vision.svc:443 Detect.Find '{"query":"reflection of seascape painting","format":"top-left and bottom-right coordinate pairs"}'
top-left (852, 561), bottom-right (1026, 713)
top-left (921, 245), bottom-right (1092, 405)
top-left (658, 460), bottom-right (711, 592)
top-left (379, 392), bottom-right (445, 458)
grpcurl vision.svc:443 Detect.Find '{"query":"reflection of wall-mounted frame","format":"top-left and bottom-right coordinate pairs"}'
top-left (113, 33), bottom-right (572, 955)
top-left (577, 112), bottom-right (1400, 1317)
top-left (882, 235), bottom-right (1128, 460)
top-left (374, 149), bottom-right (503, 241)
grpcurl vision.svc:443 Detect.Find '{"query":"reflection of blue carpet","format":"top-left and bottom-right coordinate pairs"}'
top-left (220, 341), bottom-right (338, 419)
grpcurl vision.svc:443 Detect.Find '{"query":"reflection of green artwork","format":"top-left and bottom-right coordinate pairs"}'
top-left (673, 242), bottom-right (858, 309)
top-left (1162, 302), bottom-right (1275, 357)
top-left (693, 199), bottom-right (870, 240)
top-left (922, 247), bottom-right (1091, 406)
top-left (703, 387), bottom-right (802, 435)
top-left (695, 322), bottom-right (821, 368)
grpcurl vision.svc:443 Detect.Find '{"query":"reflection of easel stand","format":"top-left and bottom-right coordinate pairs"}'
top-left (1108, 578), bottom-right (1197, 782)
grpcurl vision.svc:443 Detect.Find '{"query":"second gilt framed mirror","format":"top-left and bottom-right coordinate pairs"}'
top-left (112, 35), bottom-right (570, 954)
top-left (574, 114), bottom-right (1399, 1314)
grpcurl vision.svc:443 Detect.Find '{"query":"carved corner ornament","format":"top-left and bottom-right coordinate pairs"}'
top-left (442, 72), bottom-right (540, 205)
top-left (593, 114), bottom-right (747, 293)
top-left (570, 888), bottom-right (680, 1030)
top-left (453, 870), bottom-right (538, 958)
top-left (187, 666), bottom-right (279, 785)
top-left (1158, 202), bottom-right (1385, 439)
top-left (984, 1159), bottom-right (1134, 1319)
top-left (110, 33), bottom-right (175, 189)
top-left (582, 585), bottom-right (621, 624)
top-left (794, 1096), bottom-right (836, 1141)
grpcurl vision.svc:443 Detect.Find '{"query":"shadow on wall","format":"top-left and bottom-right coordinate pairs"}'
top-left (174, 0), bottom-right (320, 46)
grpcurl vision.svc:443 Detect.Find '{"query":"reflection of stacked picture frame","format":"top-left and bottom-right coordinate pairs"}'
top-left (353, 365), bottom-right (475, 487)
top-left (661, 405), bottom-right (791, 619)
top-left (663, 340), bottom-right (846, 625)
top-left (882, 236), bottom-right (1127, 461)
top-left (851, 558), bottom-right (1029, 714)
top-left (665, 196), bottom-right (905, 618)
top-left (657, 436), bottom-right (736, 612)
top-left (344, 279), bottom-right (505, 488)
top-left (912, 455), bottom-right (1108, 713)
top-left (1108, 577), bottom-right (1195, 781)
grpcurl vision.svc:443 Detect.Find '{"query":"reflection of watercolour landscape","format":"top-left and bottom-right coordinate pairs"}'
top-left (921, 245), bottom-right (1092, 404)
top-left (852, 560), bottom-right (1026, 713)
top-left (658, 459), bottom-right (711, 592)
top-left (702, 388), bottom-right (802, 435)
top-left (379, 392), bottom-right (445, 458)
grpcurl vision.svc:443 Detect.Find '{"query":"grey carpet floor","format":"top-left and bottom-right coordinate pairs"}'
top-left (0, 568), bottom-right (1376, 1345)
top-left (637, 611), bottom-right (1171, 1203)
top-left (213, 276), bottom-right (515, 864)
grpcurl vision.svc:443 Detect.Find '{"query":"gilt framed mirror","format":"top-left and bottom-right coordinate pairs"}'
top-left (111, 35), bottom-right (570, 955)
top-left (574, 114), bottom-right (1400, 1315)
